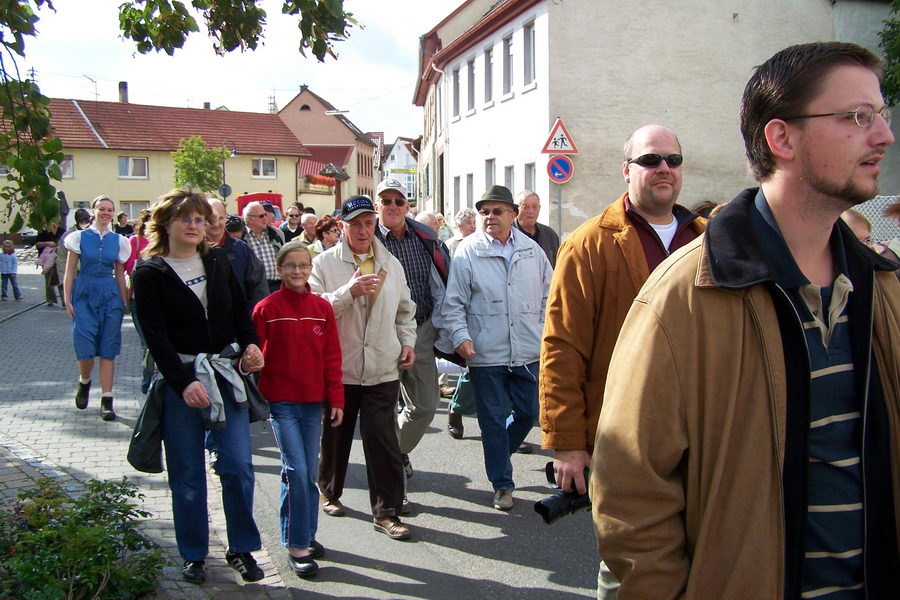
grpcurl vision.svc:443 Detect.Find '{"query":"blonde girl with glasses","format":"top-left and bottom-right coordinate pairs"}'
top-left (252, 241), bottom-right (344, 577)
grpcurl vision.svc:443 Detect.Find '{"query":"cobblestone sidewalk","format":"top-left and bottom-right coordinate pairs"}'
top-left (0, 266), bottom-right (289, 599)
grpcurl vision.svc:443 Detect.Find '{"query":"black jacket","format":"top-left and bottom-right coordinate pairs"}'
top-left (132, 252), bottom-right (257, 397)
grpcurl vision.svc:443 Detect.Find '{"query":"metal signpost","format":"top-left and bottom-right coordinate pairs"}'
top-left (541, 119), bottom-right (579, 235)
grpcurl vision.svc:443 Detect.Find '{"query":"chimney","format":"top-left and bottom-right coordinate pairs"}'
top-left (118, 81), bottom-right (128, 103)
top-left (203, 102), bottom-right (211, 109)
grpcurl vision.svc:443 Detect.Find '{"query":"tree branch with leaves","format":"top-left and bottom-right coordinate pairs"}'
top-left (1, 0), bottom-right (355, 232)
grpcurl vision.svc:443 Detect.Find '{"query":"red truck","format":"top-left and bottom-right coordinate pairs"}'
top-left (236, 192), bottom-right (285, 226)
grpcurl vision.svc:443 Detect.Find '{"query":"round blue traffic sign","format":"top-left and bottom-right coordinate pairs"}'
top-left (548, 155), bottom-right (574, 184)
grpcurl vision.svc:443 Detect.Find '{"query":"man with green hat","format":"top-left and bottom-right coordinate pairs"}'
top-left (440, 184), bottom-right (553, 511)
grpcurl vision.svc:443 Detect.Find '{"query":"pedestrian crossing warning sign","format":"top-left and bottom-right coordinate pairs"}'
top-left (541, 118), bottom-right (579, 155)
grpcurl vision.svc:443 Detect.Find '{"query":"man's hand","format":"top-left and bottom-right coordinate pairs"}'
top-left (456, 340), bottom-right (476, 358)
top-left (330, 406), bottom-right (344, 427)
top-left (240, 343), bottom-right (264, 373)
top-left (399, 345), bottom-right (415, 369)
top-left (348, 269), bottom-right (380, 298)
top-left (182, 381), bottom-right (210, 408)
top-left (553, 450), bottom-right (592, 495)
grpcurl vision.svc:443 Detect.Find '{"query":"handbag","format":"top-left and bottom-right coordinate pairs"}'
top-left (36, 247), bottom-right (57, 274)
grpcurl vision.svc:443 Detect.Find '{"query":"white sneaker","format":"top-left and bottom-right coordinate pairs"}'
top-left (492, 489), bottom-right (513, 511)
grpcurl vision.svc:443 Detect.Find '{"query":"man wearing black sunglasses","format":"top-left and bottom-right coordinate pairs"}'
top-left (592, 42), bottom-right (900, 600)
top-left (374, 178), bottom-right (453, 501)
top-left (540, 124), bottom-right (705, 597)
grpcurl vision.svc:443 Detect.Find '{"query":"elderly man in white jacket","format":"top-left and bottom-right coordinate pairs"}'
top-left (310, 195), bottom-right (417, 541)
top-left (441, 185), bottom-right (553, 511)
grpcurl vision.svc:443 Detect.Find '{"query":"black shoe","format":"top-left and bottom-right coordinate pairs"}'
top-left (100, 397), bottom-right (116, 421)
top-left (448, 411), bottom-right (464, 439)
top-left (182, 559), bottom-right (206, 584)
top-left (402, 454), bottom-right (413, 479)
top-left (308, 540), bottom-right (325, 559)
top-left (288, 553), bottom-right (318, 578)
top-left (516, 442), bottom-right (533, 454)
top-left (226, 551), bottom-right (264, 582)
top-left (75, 380), bottom-right (91, 410)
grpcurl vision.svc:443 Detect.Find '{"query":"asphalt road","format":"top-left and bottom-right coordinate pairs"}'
top-left (250, 397), bottom-right (599, 599)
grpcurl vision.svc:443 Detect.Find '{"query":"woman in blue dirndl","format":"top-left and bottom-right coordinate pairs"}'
top-left (62, 195), bottom-right (130, 421)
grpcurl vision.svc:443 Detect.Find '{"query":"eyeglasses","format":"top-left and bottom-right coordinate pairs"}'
top-left (279, 262), bottom-right (312, 271)
top-left (248, 213), bottom-right (265, 219)
top-left (627, 153), bottom-right (684, 168)
top-left (380, 197), bottom-right (407, 207)
top-left (173, 216), bottom-right (206, 226)
top-left (478, 207), bottom-right (511, 216)
top-left (287, 213), bottom-right (301, 218)
top-left (783, 104), bottom-right (891, 128)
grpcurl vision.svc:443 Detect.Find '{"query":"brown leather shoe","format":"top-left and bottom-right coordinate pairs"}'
top-left (447, 411), bottom-right (464, 439)
top-left (373, 516), bottom-right (411, 540)
top-left (320, 495), bottom-right (345, 517)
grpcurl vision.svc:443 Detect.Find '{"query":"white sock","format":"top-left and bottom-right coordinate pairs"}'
top-left (79, 377), bottom-right (90, 385)
top-left (101, 393), bottom-right (113, 399)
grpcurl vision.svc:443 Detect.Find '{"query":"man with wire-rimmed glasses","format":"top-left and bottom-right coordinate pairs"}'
top-left (592, 42), bottom-right (900, 599)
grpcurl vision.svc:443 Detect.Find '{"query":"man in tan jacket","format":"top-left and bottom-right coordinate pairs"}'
top-left (540, 124), bottom-right (705, 597)
top-left (592, 42), bottom-right (900, 599)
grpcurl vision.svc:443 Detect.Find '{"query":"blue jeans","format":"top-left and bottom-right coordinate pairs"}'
top-left (1, 273), bottom-right (22, 300)
top-left (469, 362), bottom-right (539, 491)
top-left (269, 401), bottom-right (324, 550)
top-left (160, 377), bottom-right (260, 561)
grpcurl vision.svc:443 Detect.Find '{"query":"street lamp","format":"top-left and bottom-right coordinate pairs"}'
top-left (220, 139), bottom-right (238, 202)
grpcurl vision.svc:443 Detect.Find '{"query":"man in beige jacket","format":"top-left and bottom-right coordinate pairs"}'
top-left (310, 195), bottom-right (417, 540)
top-left (592, 42), bottom-right (900, 599)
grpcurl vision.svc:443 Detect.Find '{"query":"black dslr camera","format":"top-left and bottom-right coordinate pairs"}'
top-left (533, 462), bottom-right (591, 524)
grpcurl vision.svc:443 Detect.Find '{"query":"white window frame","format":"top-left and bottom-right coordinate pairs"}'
top-left (252, 157), bottom-right (277, 178)
top-left (523, 21), bottom-right (535, 85)
top-left (504, 165), bottom-right (514, 194)
top-left (467, 58), bottom-right (476, 113)
top-left (502, 34), bottom-right (513, 96)
top-left (525, 162), bottom-right (536, 191)
top-left (119, 201), bottom-right (150, 219)
top-left (60, 154), bottom-right (74, 179)
top-left (484, 46), bottom-right (493, 104)
top-left (118, 156), bottom-right (148, 179)
top-left (485, 159), bottom-right (495, 188)
top-left (466, 173), bottom-right (474, 208)
top-left (453, 176), bottom-right (461, 206)
top-left (452, 67), bottom-right (461, 118)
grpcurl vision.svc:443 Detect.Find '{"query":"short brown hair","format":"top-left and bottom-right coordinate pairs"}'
top-left (741, 42), bottom-right (883, 182)
top-left (144, 188), bottom-right (212, 258)
top-left (315, 215), bottom-right (337, 241)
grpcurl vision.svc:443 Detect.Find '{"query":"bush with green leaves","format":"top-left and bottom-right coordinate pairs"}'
top-left (0, 477), bottom-right (164, 600)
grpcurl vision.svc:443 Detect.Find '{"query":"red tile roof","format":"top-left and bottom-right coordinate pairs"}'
top-left (304, 146), bottom-right (353, 169)
top-left (49, 98), bottom-right (310, 157)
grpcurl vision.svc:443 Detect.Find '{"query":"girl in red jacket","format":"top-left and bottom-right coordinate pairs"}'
top-left (252, 241), bottom-right (344, 578)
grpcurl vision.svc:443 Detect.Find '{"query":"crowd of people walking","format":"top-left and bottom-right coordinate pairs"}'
top-left (9, 39), bottom-right (900, 599)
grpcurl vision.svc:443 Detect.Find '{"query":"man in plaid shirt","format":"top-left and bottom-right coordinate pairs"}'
top-left (242, 201), bottom-right (284, 295)
top-left (375, 179), bottom-right (452, 495)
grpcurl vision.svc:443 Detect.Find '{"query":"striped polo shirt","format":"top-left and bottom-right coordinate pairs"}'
top-left (754, 191), bottom-right (864, 599)
top-left (794, 278), bottom-right (863, 600)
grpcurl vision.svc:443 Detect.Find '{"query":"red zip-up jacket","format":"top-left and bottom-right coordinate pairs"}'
top-left (252, 284), bottom-right (344, 409)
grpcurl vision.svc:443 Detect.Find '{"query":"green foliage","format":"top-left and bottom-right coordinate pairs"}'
top-left (118, 0), bottom-right (356, 60)
top-left (0, 0), bottom-right (64, 233)
top-left (880, 1), bottom-right (900, 107)
top-left (172, 135), bottom-right (225, 193)
top-left (1, 0), bottom-right (354, 233)
top-left (0, 477), bottom-right (165, 599)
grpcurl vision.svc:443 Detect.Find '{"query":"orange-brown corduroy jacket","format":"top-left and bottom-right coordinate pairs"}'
top-left (539, 193), bottom-right (705, 451)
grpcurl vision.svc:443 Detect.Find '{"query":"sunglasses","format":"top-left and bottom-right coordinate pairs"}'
top-left (627, 153), bottom-right (683, 168)
top-left (287, 213), bottom-right (300, 218)
top-left (478, 207), bottom-right (511, 217)
top-left (380, 197), bottom-right (407, 207)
